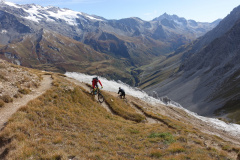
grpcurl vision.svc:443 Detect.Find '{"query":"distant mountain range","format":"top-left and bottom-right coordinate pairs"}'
top-left (0, 1), bottom-right (221, 87)
top-left (143, 5), bottom-right (240, 123)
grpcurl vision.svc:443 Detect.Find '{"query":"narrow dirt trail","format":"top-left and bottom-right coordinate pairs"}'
top-left (0, 75), bottom-right (52, 130)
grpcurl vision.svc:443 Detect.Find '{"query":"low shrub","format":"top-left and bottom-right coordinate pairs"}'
top-left (14, 93), bottom-right (22, 98)
top-left (18, 88), bottom-right (31, 95)
top-left (0, 74), bottom-right (8, 81)
top-left (0, 99), bottom-right (4, 107)
top-left (0, 63), bottom-right (6, 68)
top-left (1, 95), bottom-right (13, 103)
top-left (150, 149), bottom-right (163, 158)
top-left (167, 143), bottom-right (186, 153)
top-left (148, 132), bottom-right (175, 144)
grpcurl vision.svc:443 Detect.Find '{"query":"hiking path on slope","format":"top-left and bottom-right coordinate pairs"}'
top-left (0, 75), bottom-right (52, 130)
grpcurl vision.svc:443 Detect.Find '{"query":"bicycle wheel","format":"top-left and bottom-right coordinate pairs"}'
top-left (98, 92), bottom-right (104, 103)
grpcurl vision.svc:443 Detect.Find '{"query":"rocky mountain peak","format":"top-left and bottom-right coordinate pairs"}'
top-left (154, 13), bottom-right (186, 23)
top-left (152, 13), bottom-right (220, 37)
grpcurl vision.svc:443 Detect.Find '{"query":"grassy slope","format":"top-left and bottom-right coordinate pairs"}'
top-left (0, 73), bottom-right (239, 159)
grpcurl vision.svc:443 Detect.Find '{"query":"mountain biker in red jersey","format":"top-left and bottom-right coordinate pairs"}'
top-left (92, 77), bottom-right (103, 91)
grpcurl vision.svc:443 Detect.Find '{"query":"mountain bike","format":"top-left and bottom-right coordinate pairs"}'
top-left (90, 86), bottom-right (104, 103)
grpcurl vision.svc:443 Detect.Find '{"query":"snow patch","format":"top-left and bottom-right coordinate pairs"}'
top-left (85, 15), bottom-right (102, 21)
top-left (22, 5), bottom-right (103, 25)
top-left (1, 30), bottom-right (7, 34)
top-left (5, 1), bottom-right (103, 25)
top-left (65, 72), bottom-right (240, 138)
top-left (168, 101), bottom-right (240, 137)
top-left (5, 2), bottom-right (102, 26)
top-left (65, 72), bottom-right (164, 105)
top-left (48, 9), bottom-right (81, 26)
top-left (4, 1), bottom-right (21, 8)
top-left (22, 5), bottom-right (42, 22)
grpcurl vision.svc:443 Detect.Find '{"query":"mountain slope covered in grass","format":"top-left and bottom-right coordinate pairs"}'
top-left (0, 62), bottom-right (239, 159)
top-left (0, 28), bottom-right (139, 85)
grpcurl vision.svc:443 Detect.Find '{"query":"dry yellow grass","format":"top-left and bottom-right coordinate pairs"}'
top-left (0, 99), bottom-right (4, 107)
top-left (0, 95), bottom-right (13, 103)
top-left (0, 73), bottom-right (239, 159)
top-left (104, 92), bottom-right (145, 122)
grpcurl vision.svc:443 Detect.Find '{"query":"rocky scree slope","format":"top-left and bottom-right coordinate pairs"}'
top-left (0, 59), bottom-right (40, 104)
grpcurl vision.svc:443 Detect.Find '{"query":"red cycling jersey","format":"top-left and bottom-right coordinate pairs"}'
top-left (92, 78), bottom-right (102, 89)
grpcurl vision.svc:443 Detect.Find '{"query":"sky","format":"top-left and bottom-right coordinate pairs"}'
top-left (4, 0), bottom-right (240, 22)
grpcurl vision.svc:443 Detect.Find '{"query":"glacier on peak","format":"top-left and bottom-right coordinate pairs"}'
top-left (2, 1), bottom-right (103, 25)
